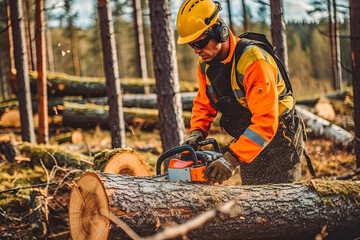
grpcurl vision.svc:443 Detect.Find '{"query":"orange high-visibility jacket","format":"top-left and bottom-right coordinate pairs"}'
top-left (190, 31), bottom-right (294, 163)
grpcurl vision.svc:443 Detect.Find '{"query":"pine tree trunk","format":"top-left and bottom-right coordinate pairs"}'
top-left (332, 0), bottom-right (342, 90)
top-left (46, 27), bottom-right (55, 72)
top-left (68, 173), bottom-right (360, 240)
top-left (148, 0), bottom-right (185, 151)
top-left (6, 0), bottom-right (16, 95)
top-left (35, 0), bottom-right (49, 144)
top-left (98, 0), bottom-right (126, 148)
top-left (270, 0), bottom-right (289, 73)
top-left (133, 0), bottom-right (150, 94)
top-left (350, 0), bottom-right (360, 168)
top-left (24, 0), bottom-right (36, 71)
top-left (226, 0), bottom-right (234, 33)
top-left (327, 0), bottom-right (338, 90)
top-left (241, 0), bottom-right (249, 32)
top-left (9, 0), bottom-right (36, 143)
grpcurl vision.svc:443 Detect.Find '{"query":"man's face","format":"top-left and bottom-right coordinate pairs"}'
top-left (188, 33), bottom-right (221, 62)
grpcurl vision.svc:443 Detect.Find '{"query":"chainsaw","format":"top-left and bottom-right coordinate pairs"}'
top-left (155, 138), bottom-right (223, 182)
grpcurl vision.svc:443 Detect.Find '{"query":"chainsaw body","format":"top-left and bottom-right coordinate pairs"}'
top-left (156, 139), bottom-right (223, 182)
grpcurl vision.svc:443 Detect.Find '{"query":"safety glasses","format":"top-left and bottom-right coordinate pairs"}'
top-left (188, 34), bottom-right (211, 49)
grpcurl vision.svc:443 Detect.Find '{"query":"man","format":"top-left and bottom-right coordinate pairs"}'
top-left (177, 0), bottom-right (306, 185)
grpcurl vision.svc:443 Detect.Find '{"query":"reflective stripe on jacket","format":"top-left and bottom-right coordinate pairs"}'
top-left (190, 31), bottom-right (294, 163)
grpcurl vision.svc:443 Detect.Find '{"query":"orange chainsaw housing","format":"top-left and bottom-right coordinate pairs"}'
top-left (168, 159), bottom-right (207, 182)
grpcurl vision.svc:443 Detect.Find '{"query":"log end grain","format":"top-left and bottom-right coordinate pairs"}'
top-left (93, 148), bottom-right (152, 176)
top-left (69, 172), bottom-right (110, 240)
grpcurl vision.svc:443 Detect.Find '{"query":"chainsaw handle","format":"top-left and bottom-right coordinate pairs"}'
top-left (197, 138), bottom-right (221, 153)
top-left (156, 145), bottom-right (198, 175)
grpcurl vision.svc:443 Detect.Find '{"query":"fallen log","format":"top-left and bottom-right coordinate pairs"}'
top-left (296, 87), bottom-right (352, 106)
top-left (93, 148), bottom-right (152, 176)
top-left (28, 71), bottom-right (198, 96)
top-left (68, 173), bottom-right (360, 240)
top-left (295, 105), bottom-right (354, 150)
top-left (19, 142), bottom-right (93, 169)
top-left (61, 102), bottom-right (193, 130)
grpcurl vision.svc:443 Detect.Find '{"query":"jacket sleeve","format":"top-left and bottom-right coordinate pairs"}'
top-left (189, 64), bottom-right (218, 138)
top-left (229, 59), bottom-right (279, 163)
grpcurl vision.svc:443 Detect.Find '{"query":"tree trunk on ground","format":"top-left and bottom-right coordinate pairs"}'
top-left (350, 0), bottom-right (360, 168)
top-left (242, 0), bottom-right (249, 32)
top-left (226, 0), bottom-right (234, 33)
top-left (295, 105), bottom-right (353, 149)
top-left (149, 0), bottom-right (185, 151)
top-left (270, 0), bottom-right (289, 73)
top-left (93, 148), bottom-right (151, 175)
top-left (27, 72), bottom-right (198, 96)
top-left (35, 0), bottom-right (49, 144)
top-left (68, 173), bottom-right (360, 240)
top-left (61, 101), bottom-right (192, 130)
top-left (132, 0), bottom-right (149, 94)
top-left (10, 0), bottom-right (36, 143)
top-left (98, 0), bottom-right (126, 148)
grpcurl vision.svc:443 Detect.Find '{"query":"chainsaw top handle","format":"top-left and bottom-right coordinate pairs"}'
top-left (197, 138), bottom-right (221, 153)
top-left (156, 145), bottom-right (197, 175)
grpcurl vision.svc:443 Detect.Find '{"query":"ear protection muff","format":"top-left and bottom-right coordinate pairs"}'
top-left (204, 1), bottom-right (229, 43)
top-left (211, 20), bottom-right (229, 43)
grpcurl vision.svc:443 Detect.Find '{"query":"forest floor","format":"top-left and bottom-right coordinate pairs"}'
top-left (0, 125), bottom-right (357, 239)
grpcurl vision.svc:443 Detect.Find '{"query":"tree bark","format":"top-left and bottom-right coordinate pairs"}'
top-left (5, 0), bottom-right (16, 95)
top-left (332, 0), bottom-right (342, 90)
top-left (35, 0), bottom-right (49, 144)
top-left (24, 0), bottom-right (36, 71)
top-left (68, 173), bottom-right (360, 240)
top-left (132, 0), bottom-right (149, 94)
top-left (148, 0), bottom-right (185, 151)
top-left (226, 0), bottom-right (234, 33)
top-left (327, 0), bottom-right (339, 90)
top-left (270, 0), bottom-right (289, 73)
top-left (10, 0), bottom-right (36, 143)
top-left (98, 0), bottom-right (126, 148)
top-left (350, 0), bottom-right (360, 168)
top-left (46, 27), bottom-right (55, 72)
top-left (241, 0), bottom-right (249, 32)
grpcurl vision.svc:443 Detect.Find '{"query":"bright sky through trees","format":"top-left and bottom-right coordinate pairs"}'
top-left (47, 0), bottom-right (349, 29)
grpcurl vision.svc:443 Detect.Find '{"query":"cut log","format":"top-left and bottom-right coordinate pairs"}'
top-left (28, 71), bottom-right (198, 96)
top-left (68, 173), bottom-right (360, 240)
top-left (53, 130), bottom-right (83, 144)
top-left (295, 105), bottom-right (354, 150)
top-left (93, 148), bottom-right (151, 176)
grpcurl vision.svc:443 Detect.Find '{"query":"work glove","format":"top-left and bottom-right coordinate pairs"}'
top-left (182, 130), bottom-right (204, 150)
top-left (205, 151), bottom-right (239, 184)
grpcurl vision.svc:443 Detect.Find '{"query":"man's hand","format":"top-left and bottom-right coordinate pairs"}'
top-left (182, 130), bottom-right (204, 149)
top-left (205, 152), bottom-right (239, 184)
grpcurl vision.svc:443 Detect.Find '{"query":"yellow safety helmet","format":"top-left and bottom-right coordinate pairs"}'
top-left (176, 0), bottom-right (221, 44)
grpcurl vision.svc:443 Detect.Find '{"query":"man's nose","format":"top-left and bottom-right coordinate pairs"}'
top-left (194, 47), bottom-right (202, 54)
